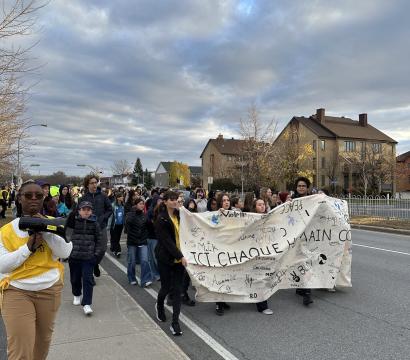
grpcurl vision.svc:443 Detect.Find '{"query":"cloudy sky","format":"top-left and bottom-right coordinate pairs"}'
top-left (19, 0), bottom-right (410, 176)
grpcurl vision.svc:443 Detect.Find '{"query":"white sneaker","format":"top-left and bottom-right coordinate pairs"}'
top-left (144, 281), bottom-right (153, 288)
top-left (83, 305), bottom-right (93, 316)
top-left (130, 281), bottom-right (137, 285)
top-left (73, 296), bottom-right (81, 306)
top-left (262, 308), bottom-right (273, 315)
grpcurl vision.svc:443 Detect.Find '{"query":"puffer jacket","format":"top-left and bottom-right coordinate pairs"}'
top-left (69, 215), bottom-right (103, 260)
top-left (154, 210), bottom-right (183, 265)
top-left (125, 209), bottom-right (148, 246)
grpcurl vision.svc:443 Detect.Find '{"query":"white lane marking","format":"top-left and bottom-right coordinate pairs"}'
top-left (353, 228), bottom-right (410, 238)
top-left (353, 243), bottom-right (410, 256)
top-left (105, 253), bottom-right (240, 360)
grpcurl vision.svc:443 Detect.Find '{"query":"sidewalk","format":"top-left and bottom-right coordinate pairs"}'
top-left (48, 264), bottom-right (189, 360)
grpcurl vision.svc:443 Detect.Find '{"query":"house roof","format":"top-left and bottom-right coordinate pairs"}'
top-left (397, 150), bottom-right (410, 162)
top-left (296, 114), bottom-right (397, 143)
top-left (159, 161), bottom-right (172, 172)
top-left (200, 137), bottom-right (245, 158)
top-left (189, 166), bottom-right (202, 174)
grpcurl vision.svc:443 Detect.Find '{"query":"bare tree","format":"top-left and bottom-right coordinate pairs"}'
top-left (111, 159), bottom-right (132, 175)
top-left (0, 0), bottom-right (47, 180)
top-left (340, 143), bottom-right (395, 196)
top-left (273, 120), bottom-right (314, 189)
top-left (238, 105), bottom-right (278, 191)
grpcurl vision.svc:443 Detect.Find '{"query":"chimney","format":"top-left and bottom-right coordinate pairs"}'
top-left (316, 108), bottom-right (325, 124)
top-left (217, 134), bottom-right (223, 140)
top-left (359, 113), bottom-right (367, 127)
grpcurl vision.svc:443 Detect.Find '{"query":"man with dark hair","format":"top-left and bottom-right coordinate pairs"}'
top-left (80, 174), bottom-right (112, 277)
top-left (292, 176), bottom-right (313, 306)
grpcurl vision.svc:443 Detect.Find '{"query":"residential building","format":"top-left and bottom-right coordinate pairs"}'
top-left (155, 162), bottom-right (200, 188)
top-left (275, 108), bottom-right (397, 194)
top-left (189, 166), bottom-right (202, 186)
top-left (200, 134), bottom-right (245, 190)
top-left (396, 151), bottom-right (410, 194)
top-left (155, 162), bottom-right (172, 188)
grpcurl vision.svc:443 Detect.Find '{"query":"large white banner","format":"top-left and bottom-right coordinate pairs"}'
top-left (180, 194), bottom-right (352, 303)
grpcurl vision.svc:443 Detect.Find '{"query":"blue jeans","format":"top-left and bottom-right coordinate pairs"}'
top-left (69, 258), bottom-right (95, 306)
top-left (127, 245), bottom-right (152, 286)
top-left (147, 238), bottom-right (160, 280)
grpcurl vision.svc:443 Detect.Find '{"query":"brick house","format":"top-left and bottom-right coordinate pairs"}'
top-left (200, 135), bottom-right (245, 190)
top-left (396, 151), bottom-right (410, 193)
top-left (275, 108), bottom-right (397, 194)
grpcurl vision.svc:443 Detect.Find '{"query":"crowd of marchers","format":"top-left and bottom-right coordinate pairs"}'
top-left (0, 174), bottom-right (328, 359)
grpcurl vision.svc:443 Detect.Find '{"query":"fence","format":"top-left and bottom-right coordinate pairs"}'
top-left (333, 195), bottom-right (410, 220)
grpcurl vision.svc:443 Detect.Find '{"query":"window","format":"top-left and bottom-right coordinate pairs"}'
top-left (312, 140), bottom-right (317, 151)
top-left (321, 157), bottom-right (326, 168)
top-left (320, 140), bottom-right (325, 151)
top-left (344, 141), bottom-right (356, 152)
top-left (313, 157), bottom-right (317, 167)
top-left (360, 141), bottom-right (366, 160)
top-left (372, 143), bottom-right (382, 153)
top-left (321, 175), bottom-right (326, 186)
top-left (210, 154), bottom-right (215, 176)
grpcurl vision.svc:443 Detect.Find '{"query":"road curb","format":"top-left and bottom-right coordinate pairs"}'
top-left (351, 224), bottom-right (410, 236)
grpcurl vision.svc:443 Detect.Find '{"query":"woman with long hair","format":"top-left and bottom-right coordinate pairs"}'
top-left (154, 190), bottom-right (188, 336)
top-left (125, 197), bottom-right (153, 287)
top-left (0, 180), bottom-right (72, 359)
top-left (251, 198), bottom-right (274, 315)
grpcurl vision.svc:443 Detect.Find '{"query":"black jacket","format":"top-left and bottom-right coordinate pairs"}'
top-left (81, 189), bottom-right (113, 229)
top-left (125, 209), bottom-right (148, 246)
top-left (68, 215), bottom-right (103, 260)
top-left (154, 210), bottom-right (183, 265)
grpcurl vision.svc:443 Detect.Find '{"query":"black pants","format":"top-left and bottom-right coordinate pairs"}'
top-left (157, 262), bottom-right (185, 323)
top-left (110, 224), bottom-right (123, 253)
top-left (0, 200), bottom-right (6, 218)
top-left (69, 258), bottom-right (95, 306)
top-left (256, 301), bottom-right (268, 312)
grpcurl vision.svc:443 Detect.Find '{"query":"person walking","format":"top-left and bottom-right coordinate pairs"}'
top-left (109, 193), bottom-right (125, 257)
top-left (80, 175), bottom-right (112, 278)
top-left (0, 180), bottom-right (72, 360)
top-left (251, 198), bottom-right (274, 315)
top-left (154, 190), bottom-right (188, 336)
top-left (215, 192), bottom-right (232, 316)
top-left (125, 197), bottom-right (153, 287)
top-left (0, 185), bottom-right (8, 218)
top-left (67, 201), bottom-right (103, 316)
top-left (292, 176), bottom-right (314, 306)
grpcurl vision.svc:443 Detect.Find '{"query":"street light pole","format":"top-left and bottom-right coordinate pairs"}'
top-left (16, 123), bottom-right (47, 186)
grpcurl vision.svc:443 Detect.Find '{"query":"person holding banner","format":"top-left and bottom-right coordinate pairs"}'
top-left (215, 193), bottom-right (232, 316)
top-left (154, 190), bottom-right (188, 336)
top-left (292, 176), bottom-right (314, 306)
top-left (251, 198), bottom-right (274, 315)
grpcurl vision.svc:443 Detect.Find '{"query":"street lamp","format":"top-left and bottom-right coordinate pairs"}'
top-left (16, 124), bottom-right (47, 186)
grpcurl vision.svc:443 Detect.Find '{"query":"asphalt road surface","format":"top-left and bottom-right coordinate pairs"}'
top-left (1, 229), bottom-right (409, 360)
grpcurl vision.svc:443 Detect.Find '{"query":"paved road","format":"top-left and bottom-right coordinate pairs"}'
top-left (1, 229), bottom-right (409, 360)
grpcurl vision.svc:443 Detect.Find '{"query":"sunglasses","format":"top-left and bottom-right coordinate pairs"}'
top-left (22, 192), bottom-right (44, 200)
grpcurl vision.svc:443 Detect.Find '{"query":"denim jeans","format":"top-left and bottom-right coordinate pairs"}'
top-left (127, 245), bottom-right (152, 286)
top-left (147, 238), bottom-right (160, 280)
top-left (69, 258), bottom-right (95, 306)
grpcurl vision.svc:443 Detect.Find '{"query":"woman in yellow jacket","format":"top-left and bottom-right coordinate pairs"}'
top-left (0, 180), bottom-right (73, 360)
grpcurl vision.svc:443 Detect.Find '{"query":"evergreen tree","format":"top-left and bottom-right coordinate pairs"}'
top-left (144, 168), bottom-right (154, 189)
top-left (132, 158), bottom-right (143, 185)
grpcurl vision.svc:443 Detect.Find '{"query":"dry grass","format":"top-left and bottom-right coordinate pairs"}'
top-left (350, 216), bottom-right (410, 230)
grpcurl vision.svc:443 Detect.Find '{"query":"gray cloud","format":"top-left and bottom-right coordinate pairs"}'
top-left (19, 0), bottom-right (410, 178)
